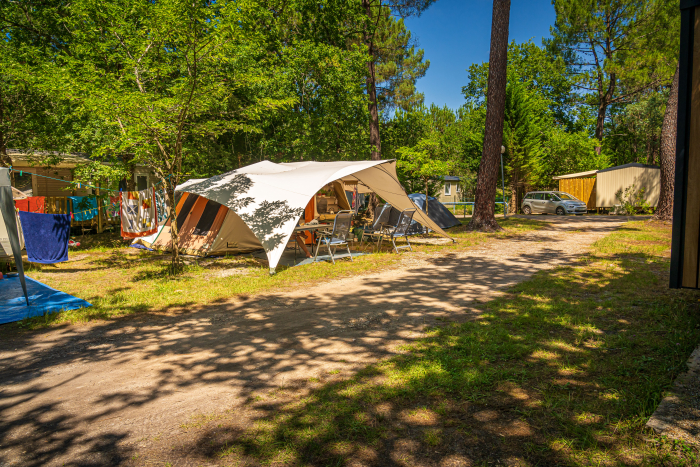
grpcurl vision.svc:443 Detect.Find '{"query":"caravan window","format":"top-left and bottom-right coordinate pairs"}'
top-left (193, 199), bottom-right (222, 236)
top-left (136, 175), bottom-right (148, 191)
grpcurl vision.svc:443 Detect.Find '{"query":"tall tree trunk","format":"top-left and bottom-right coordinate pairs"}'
top-left (594, 73), bottom-right (615, 155)
top-left (0, 90), bottom-right (12, 169)
top-left (594, 100), bottom-right (608, 155)
top-left (362, 0), bottom-right (381, 161)
top-left (467, 0), bottom-right (510, 232)
top-left (654, 63), bottom-right (679, 222)
top-left (363, 0), bottom-right (381, 217)
top-left (162, 177), bottom-right (181, 271)
top-left (509, 167), bottom-right (518, 214)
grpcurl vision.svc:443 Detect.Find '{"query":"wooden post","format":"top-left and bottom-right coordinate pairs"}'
top-left (97, 183), bottom-right (103, 234)
top-left (671, 1), bottom-right (700, 288)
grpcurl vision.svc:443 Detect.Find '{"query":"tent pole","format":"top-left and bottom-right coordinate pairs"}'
top-left (0, 168), bottom-right (29, 305)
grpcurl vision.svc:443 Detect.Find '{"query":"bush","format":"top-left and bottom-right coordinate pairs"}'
top-left (614, 184), bottom-right (653, 215)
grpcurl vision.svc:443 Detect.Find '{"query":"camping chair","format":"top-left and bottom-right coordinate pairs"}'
top-left (379, 208), bottom-right (417, 253)
top-left (313, 210), bottom-right (354, 264)
top-left (360, 203), bottom-right (392, 252)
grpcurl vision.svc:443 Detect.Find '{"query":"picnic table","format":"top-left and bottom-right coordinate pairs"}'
top-left (292, 223), bottom-right (331, 258)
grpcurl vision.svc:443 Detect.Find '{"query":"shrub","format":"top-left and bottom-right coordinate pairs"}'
top-left (614, 184), bottom-right (653, 215)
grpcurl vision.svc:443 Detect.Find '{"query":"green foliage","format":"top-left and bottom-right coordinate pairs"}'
top-left (614, 185), bottom-right (653, 215)
top-left (605, 90), bottom-right (667, 167)
top-left (392, 105), bottom-right (458, 196)
top-left (548, 0), bottom-right (678, 141)
top-left (463, 40), bottom-right (578, 130)
top-left (374, 9), bottom-right (430, 113)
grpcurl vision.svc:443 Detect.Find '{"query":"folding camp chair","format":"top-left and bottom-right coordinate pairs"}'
top-left (360, 203), bottom-right (392, 252)
top-left (313, 210), bottom-right (354, 264)
top-left (379, 208), bottom-right (417, 253)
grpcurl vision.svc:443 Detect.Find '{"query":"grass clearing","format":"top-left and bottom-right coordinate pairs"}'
top-left (205, 220), bottom-right (700, 466)
top-left (4, 217), bottom-right (546, 332)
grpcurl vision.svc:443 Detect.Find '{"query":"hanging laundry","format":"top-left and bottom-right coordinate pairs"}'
top-left (18, 212), bottom-right (71, 264)
top-left (121, 188), bottom-right (158, 238)
top-left (107, 196), bottom-right (121, 219)
top-left (68, 196), bottom-right (98, 221)
top-left (15, 196), bottom-right (46, 213)
top-left (154, 190), bottom-right (170, 223)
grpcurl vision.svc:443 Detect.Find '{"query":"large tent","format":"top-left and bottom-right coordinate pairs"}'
top-left (140, 160), bottom-right (452, 272)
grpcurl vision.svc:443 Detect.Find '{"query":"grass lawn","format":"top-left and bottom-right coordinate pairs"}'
top-left (207, 220), bottom-right (700, 466)
top-left (5, 217), bottom-right (545, 331)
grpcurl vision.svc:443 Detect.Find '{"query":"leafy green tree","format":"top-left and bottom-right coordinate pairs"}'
top-left (605, 90), bottom-right (666, 166)
top-left (390, 105), bottom-right (460, 209)
top-left (463, 40), bottom-right (577, 130)
top-left (360, 0), bottom-right (435, 162)
top-left (374, 12), bottom-right (430, 113)
top-left (9, 0), bottom-right (296, 267)
top-left (502, 82), bottom-right (547, 212)
top-left (549, 0), bottom-right (678, 153)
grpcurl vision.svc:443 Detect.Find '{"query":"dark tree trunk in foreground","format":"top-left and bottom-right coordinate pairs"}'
top-left (654, 63), bottom-right (679, 222)
top-left (467, 0), bottom-right (510, 232)
top-left (363, 0), bottom-right (382, 216)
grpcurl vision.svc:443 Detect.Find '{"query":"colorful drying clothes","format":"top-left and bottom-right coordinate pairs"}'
top-left (155, 190), bottom-right (170, 223)
top-left (15, 196), bottom-right (45, 213)
top-left (68, 196), bottom-right (98, 221)
top-left (120, 188), bottom-right (158, 238)
top-left (107, 196), bottom-right (121, 219)
top-left (18, 211), bottom-right (71, 264)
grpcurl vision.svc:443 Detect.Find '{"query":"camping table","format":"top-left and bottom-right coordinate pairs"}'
top-left (292, 223), bottom-right (331, 258)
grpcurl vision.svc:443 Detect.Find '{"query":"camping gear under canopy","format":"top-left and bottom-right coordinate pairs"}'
top-left (139, 160), bottom-right (452, 273)
top-left (408, 193), bottom-right (462, 229)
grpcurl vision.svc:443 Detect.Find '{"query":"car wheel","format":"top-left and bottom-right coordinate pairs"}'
top-left (556, 207), bottom-right (566, 215)
top-left (522, 205), bottom-right (531, 215)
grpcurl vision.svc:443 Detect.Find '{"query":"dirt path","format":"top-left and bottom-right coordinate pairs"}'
top-left (0, 216), bottom-right (632, 466)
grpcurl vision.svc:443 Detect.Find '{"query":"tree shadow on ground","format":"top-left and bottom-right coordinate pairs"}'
top-left (0, 218), bottom-right (674, 466)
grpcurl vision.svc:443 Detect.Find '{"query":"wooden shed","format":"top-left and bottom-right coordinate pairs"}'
top-left (553, 163), bottom-right (660, 211)
top-left (552, 170), bottom-right (598, 210)
top-left (595, 163), bottom-right (660, 208)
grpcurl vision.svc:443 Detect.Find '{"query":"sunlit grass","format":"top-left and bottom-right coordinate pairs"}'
top-left (201, 220), bottom-right (700, 466)
top-left (6, 217), bottom-right (546, 330)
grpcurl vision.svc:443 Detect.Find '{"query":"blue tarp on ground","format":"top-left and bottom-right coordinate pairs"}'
top-left (0, 274), bottom-right (92, 325)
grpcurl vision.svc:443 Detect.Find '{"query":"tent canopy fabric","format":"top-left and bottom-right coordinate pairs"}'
top-left (174, 160), bottom-right (452, 272)
top-left (408, 194), bottom-right (462, 230)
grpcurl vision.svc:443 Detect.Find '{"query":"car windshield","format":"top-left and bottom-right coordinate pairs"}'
top-left (555, 192), bottom-right (577, 200)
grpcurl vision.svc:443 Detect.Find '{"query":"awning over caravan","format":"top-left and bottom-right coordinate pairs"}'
top-left (175, 160), bottom-right (452, 272)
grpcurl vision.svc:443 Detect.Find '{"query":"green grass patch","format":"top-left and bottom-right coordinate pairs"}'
top-left (4, 217), bottom-right (545, 331)
top-left (209, 220), bottom-right (700, 466)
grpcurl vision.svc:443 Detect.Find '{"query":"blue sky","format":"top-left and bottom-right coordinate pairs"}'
top-left (405, 0), bottom-right (556, 110)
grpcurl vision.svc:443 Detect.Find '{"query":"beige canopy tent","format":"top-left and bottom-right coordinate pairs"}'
top-left (136, 160), bottom-right (453, 273)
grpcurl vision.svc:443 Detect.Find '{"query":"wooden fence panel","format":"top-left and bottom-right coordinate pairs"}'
top-left (558, 178), bottom-right (596, 209)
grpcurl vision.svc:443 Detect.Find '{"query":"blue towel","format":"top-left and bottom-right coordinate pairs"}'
top-left (18, 212), bottom-right (71, 264)
top-left (68, 196), bottom-right (98, 221)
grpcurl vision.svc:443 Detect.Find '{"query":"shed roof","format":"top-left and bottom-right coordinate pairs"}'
top-left (552, 169), bottom-right (599, 180)
top-left (553, 163), bottom-right (662, 180)
top-left (597, 162), bottom-right (659, 173)
top-left (441, 175), bottom-right (460, 181)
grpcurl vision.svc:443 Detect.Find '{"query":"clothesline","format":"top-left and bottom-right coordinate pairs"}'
top-left (8, 167), bottom-right (172, 193)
